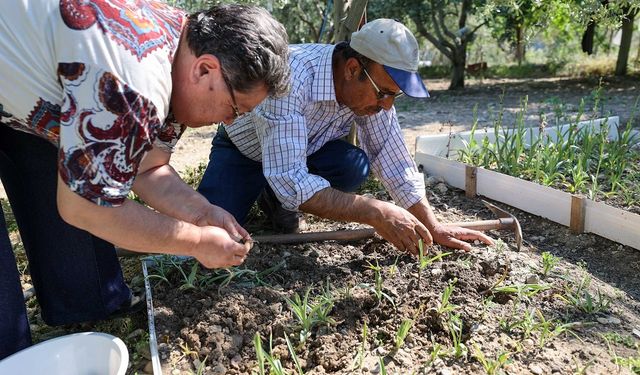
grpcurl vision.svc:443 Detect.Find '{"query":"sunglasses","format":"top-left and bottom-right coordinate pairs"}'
top-left (357, 59), bottom-right (404, 100)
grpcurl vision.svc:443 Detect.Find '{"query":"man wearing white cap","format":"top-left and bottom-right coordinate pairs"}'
top-left (198, 19), bottom-right (493, 253)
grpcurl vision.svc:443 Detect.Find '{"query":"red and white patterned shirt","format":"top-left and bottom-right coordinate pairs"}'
top-left (0, 0), bottom-right (186, 206)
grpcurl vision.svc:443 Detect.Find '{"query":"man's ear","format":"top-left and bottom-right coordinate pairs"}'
top-left (344, 57), bottom-right (360, 81)
top-left (192, 54), bottom-right (222, 84)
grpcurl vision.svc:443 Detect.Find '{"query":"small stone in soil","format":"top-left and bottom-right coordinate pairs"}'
top-left (529, 363), bottom-right (544, 374)
top-left (526, 274), bottom-right (540, 284)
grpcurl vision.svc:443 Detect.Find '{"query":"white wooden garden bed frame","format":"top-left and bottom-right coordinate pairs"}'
top-left (414, 116), bottom-right (640, 251)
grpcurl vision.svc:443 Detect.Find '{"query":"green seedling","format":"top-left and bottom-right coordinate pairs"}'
top-left (535, 310), bottom-right (575, 348)
top-left (540, 251), bottom-right (561, 278)
top-left (417, 239), bottom-right (452, 285)
top-left (284, 334), bottom-right (304, 375)
top-left (191, 355), bottom-right (208, 375)
top-left (378, 357), bottom-right (388, 375)
top-left (179, 261), bottom-right (200, 290)
top-left (351, 322), bottom-right (368, 371)
top-left (418, 239), bottom-right (452, 269)
top-left (601, 332), bottom-right (637, 349)
top-left (145, 255), bottom-right (175, 285)
top-left (200, 261), bottom-right (285, 291)
top-left (556, 273), bottom-right (611, 314)
top-left (394, 318), bottom-right (413, 350)
top-left (472, 344), bottom-right (511, 375)
top-left (427, 340), bottom-right (446, 366)
top-left (603, 334), bottom-right (640, 373)
top-left (177, 342), bottom-right (199, 362)
top-left (285, 288), bottom-right (335, 345)
top-left (253, 332), bottom-right (285, 375)
top-left (448, 314), bottom-right (467, 359)
top-left (437, 278), bottom-right (458, 316)
top-left (363, 260), bottom-right (396, 308)
top-left (492, 283), bottom-right (551, 302)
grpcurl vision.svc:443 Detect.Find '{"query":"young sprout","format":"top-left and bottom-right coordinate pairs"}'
top-left (540, 251), bottom-right (561, 278)
top-left (472, 344), bottom-right (511, 375)
top-left (284, 334), bottom-right (304, 375)
top-left (351, 322), bottom-right (368, 371)
top-left (364, 260), bottom-right (396, 308)
top-left (417, 239), bottom-right (451, 285)
top-left (285, 288), bottom-right (335, 345)
top-left (437, 278), bottom-right (458, 316)
top-left (448, 314), bottom-right (467, 359)
top-left (253, 332), bottom-right (285, 375)
top-left (394, 319), bottom-right (413, 350)
top-left (556, 273), bottom-right (611, 314)
top-left (378, 357), bottom-right (388, 375)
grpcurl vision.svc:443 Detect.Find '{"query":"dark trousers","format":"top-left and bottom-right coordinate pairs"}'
top-left (197, 127), bottom-right (370, 225)
top-left (0, 125), bottom-right (130, 360)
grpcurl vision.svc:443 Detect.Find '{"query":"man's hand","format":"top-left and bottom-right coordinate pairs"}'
top-left (430, 224), bottom-right (495, 251)
top-left (194, 204), bottom-right (251, 243)
top-left (371, 202), bottom-right (433, 255)
top-left (193, 226), bottom-right (252, 268)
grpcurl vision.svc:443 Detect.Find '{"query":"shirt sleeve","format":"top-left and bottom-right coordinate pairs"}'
top-left (357, 107), bottom-right (426, 209)
top-left (255, 89), bottom-right (331, 211)
top-left (57, 62), bottom-right (163, 207)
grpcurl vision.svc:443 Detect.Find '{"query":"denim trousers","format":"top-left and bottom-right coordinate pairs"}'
top-left (0, 125), bottom-right (130, 359)
top-left (198, 127), bottom-right (370, 225)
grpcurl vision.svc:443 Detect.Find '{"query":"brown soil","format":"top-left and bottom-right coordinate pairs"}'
top-left (144, 76), bottom-right (640, 375)
top-left (150, 185), bottom-right (640, 374)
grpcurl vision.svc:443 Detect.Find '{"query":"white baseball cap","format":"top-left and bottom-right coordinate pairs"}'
top-left (350, 19), bottom-right (429, 98)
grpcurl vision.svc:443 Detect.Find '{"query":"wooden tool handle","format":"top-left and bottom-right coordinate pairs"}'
top-left (252, 228), bottom-right (376, 244)
top-left (445, 218), bottom-right (515, 231)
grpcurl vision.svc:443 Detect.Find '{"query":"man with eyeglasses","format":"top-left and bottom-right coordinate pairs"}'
top-left (0, 1), bottom-right (289, 360)
top-left (198, 19), bottom-right (493, 254)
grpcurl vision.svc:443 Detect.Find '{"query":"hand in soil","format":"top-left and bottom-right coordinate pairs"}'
top-left (431, 224), bottom-right (495, 251)
top-left (371, 202), bottom-right (432, 254)
top-left (194, 226), bottom-right (251, 268)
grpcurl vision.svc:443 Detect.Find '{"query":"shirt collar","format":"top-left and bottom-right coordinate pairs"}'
top-left (309, 45), bottom-right (336, 102)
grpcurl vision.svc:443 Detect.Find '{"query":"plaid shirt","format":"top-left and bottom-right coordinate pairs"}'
top-left (225, 44), bottom-right (426, 211)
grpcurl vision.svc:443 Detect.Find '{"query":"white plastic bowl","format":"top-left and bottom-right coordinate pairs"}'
top-left (0, 332), bottom-right (129, 375)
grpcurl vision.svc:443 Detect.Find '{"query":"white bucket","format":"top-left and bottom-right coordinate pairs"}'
top-left (0, 332), bottom-right (129, 375)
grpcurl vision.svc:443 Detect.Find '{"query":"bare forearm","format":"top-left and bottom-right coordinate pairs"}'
top-left (57, 178), bottom-right (200, 256)
top-left (299, 187), bottom-right (383, 225)
top-left (132, 164), bottom-right (210, 224)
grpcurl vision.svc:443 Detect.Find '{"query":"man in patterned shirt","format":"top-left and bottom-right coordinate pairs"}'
top-left (0, 0), bottom-right (289, 359)
top-left (198, 19), bottom-right (493, 254)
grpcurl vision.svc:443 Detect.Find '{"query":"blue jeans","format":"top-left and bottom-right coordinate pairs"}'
top-left (0, 125), bottom-right (130, 359)
top-left (198, 127), bottom-right (370, 225)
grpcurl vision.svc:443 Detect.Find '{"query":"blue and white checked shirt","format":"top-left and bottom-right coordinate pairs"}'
top-left (225, 44), bottom-right (426, 211)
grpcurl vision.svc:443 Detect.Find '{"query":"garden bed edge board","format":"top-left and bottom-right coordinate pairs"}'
top-left (415, 152), bottom-right (640, 251)
top-left (142, 258), bottom-right (162, 375)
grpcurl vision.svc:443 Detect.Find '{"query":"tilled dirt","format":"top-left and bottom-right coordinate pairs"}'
top-left (149, 185), bottom-right (640, 375)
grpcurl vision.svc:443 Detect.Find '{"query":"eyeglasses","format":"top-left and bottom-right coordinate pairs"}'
top-left (357, 60), bottom-right (404, 101)
top-left (221, 70), bottom-right (241, 120)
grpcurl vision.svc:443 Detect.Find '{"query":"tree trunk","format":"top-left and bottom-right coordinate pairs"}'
top-left (615, 8), bottom-right (636, 76)
top-left (333, 0), bottom-right (368, 42)
top-left (449, 46), bottom-right (466, 90)
top-left (582, 21), bottom-right (596, 55)
top-left (515, 24), bottom-right (525, 65)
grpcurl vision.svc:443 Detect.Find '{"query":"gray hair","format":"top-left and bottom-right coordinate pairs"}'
top-left (186, 4), bottom-right (290, 98)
